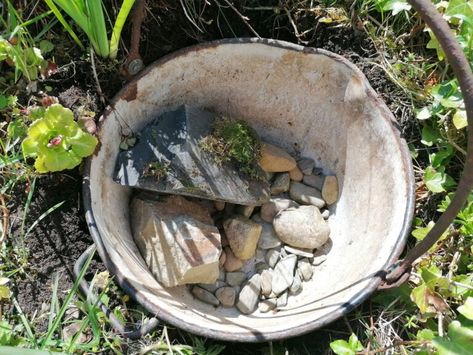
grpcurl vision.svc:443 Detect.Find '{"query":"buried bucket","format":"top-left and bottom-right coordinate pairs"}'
top-left (82, 1), bottom-right (473, 342)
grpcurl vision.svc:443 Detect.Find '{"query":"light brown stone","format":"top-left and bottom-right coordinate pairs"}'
top-left (223, 216), bottom-right (262, 260)
top-left (322, 175), bottom-right (339, 205)
top-left (223, 246), bottom-right (243, 272)
top-left (289, 166), bottom-right (303, 181)
top-left (258, 143), bottom-right (297, 172)
top-left (131, 196), bottom-right (221, 288)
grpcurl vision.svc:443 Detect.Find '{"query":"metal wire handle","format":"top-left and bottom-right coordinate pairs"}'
top-left (381, 0), bottom-right (473, 287)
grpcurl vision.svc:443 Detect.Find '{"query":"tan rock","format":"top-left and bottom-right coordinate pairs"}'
top-left (322, 175), bottom-right (339, 205)
top-left (273, 205), bottom-right (330, 249)
top-left (289, 166), bottom-right (303, 181)
top-left (223, 217), bottom-right (262, 260)
top-left (131, 196), bottom-right (221, 288)
top-left (223, 246), bottom-right (243, 272)
top-left (258, 143), bottom-right (297, 172)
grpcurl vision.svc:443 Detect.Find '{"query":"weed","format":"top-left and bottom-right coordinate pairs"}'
top-left (44, 0), bottom-right (137, 59)
top-left (143, 161), bottom-right (170, 180)
top-left (21, 104), bottom-right (98, 173)
top-left (200, 117), bottom-right (261, 178)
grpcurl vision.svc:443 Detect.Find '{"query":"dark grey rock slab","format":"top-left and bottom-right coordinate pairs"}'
top-left (114, 105), bottom-right (270, 205)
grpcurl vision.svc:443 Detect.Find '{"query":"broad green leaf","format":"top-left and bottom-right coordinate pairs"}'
top-left (412, 221), bottom-right (434, 240)
top-left (446, 0), bottom-right (473, 21)
top-left (421, 125), bottom-right (441, 146)
top-left (0, 96), bottom-right (7, 109)
top-left (426, 29), bottom-right (445, 61)
top-left (382, 0), bottom-right (412, 15)
top-left (424, 166), bottom-right (446, 193)
top-left (417, 328), bottom-right (435, 341)
top-left (416, 106), bottom-right (432, 120)
top-left (348, 334), bottom-right (364, 351)
top-left (39, 40), bottom-right (54, 54)
top-left (430, 146), bottom-right (454, 168)
top-left (37, 148), bottom-right (81, 173)
top-left (421, 265), bottom-right (442, 286)
top-left (7, 119), bottom-right (27, 141)
top-left (21, 137), bottom-right (39, 157)
top-left (458, 297), bottom-right (473, 320)
top-left (0, 285), bottom-right (9, 300)
top-left (453, 109), bottom-right (468, 129)
top-left (433, 336), bottom-right (473, 355)
top-left (411, 283), bottom-right (430, 313)
top-left (330, 339), bottom-right (355, 355)
top-left (68, 130), bottom-right (98, 157)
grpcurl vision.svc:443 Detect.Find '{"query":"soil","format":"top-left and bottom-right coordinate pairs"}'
top-left (5, 2), bottom-right (417, 354)
top-left (7, 171), bottom-right (98, 317)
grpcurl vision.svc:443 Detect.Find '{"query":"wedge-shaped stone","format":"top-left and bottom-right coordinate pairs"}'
top-left (131, 195), bottom-right (221, 288)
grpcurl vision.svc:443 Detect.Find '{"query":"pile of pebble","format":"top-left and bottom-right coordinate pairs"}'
top-left (189, 144), bottom-right (338, 314)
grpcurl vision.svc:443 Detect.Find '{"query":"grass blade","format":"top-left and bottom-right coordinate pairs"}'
top-left (0, 347), bottom-right (65, 355)
top-left (47, 274), bottom-right (60, 333)
top-left (24, 200), bottom-right (65, 239)
top-left (12, 298), bottom-right (36, 344)
top-left (85, 0), bottom-right (109, 57)
top-left (19, 177), bottom-right (36, 240)
top-left (109, 0), bottom-right (136, 59)
top-left (43, 0), bottom-right (84, 49)
top-left (40, 245), bottom-right (96, 349)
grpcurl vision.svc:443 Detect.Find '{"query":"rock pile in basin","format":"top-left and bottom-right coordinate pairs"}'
top-left (130, 143), bottom-right (338, 314)
top-left (122, 106), bottom-right (339, 315)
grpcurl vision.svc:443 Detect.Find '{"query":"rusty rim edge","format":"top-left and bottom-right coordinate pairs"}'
top-left (82, 38), bottom-right (415, 342)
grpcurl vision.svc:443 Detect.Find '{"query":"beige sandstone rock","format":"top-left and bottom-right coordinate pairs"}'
top-left (131, 195), bottom-right (221, 288)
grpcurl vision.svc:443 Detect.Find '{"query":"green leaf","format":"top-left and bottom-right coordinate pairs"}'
top-left (430, 146), bottom-right (454, 168)
top-left (433, 321), bottom-right (473, 355)
top-left (426, 29), bottom-right (445, 61)
top-left (0, 285), bottom-right (9, 300)
top-left (411, 283), bottom-right (430, 313)
top-left (330, 339), bottom-right (355, 355)
top-left (348, 334), bottom-right (364, 351)
top-left (421, 125), bottom-right (441, 146)
top-left (453, 109), bottom-right (468, 129)
top-left (67, 129), bottom-right (98, 158)
top-left (421, 265), bottom-right (442, 286)
top-left (446, 0), bottom-right (473, 21)
top-left (382, 0), bottom-right (412, 15)
top-left (458, 297), bottom-right (473, 320)
top-left (416, 106), bottom-right (432, 120)
top-left (424, 166), bottom-right (446, 193)
top-left (7, 119), bottom-right (27, 141)
top-left (417, 329), bottom-right (435, 341)
top-left (39, 40), bottom-right (54, 54)
top-left (0, 96), bottom-right (7, 109)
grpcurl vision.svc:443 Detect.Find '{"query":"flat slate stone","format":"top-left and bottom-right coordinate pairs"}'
top-left (114, 105), bottom-right (270, 205)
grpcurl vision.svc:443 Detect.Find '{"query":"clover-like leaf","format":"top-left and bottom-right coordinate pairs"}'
top-left (22, 104), bottom-right (98, 173)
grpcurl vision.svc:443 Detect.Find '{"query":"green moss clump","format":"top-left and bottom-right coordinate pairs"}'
top-left (200, 117), bottom-right (261, 177)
